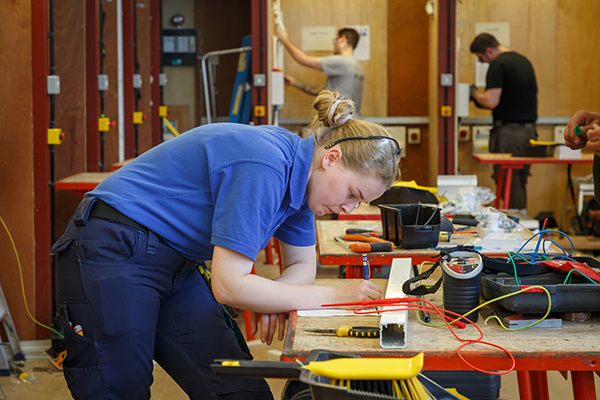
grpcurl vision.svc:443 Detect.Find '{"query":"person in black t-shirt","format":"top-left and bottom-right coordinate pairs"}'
top-left (469, 33), bottom-right (538, 211)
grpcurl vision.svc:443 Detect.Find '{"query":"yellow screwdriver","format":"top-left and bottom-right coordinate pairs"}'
top-left (304, 326), bottom-right (380, 338)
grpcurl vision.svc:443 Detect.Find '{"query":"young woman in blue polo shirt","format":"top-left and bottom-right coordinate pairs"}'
top-left (51, 90), bottom-right (401, 399)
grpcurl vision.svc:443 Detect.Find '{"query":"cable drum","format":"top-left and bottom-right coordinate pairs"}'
top-left (441, 251), bottom-right (483, 322)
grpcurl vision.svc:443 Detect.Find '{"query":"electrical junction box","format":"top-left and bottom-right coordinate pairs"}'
top-left (133, 74), bottom-right (142, 89)
top-left (159, 106), bottom-right (168, 118)
top-left (47, 128), bottom-right (64, 145)
top-left (472, 125), bottom-right (492, 153)
top-left (253, 74), bottom-right (266, 87)
top-left (271, 70), bottom-right (284, 106)
top-left (133, 112), bottom-right (144, 124)
top-left (386, 126), bottom-right (407, 158)
top-left (98, 117), bottom-right (110, 132)
top-left (47, 75), bottom-right (60, 95)
top-left (159, 73), bottom-right (167, 87)
top-left (98, 75), bottom-right (109, 91)
top-left (554, 125), bottom-right (566, 144)
top-left (440, 73), bottom-right (453, 87)
top-left (407, 128), bottom-right (421, 145)
top-left (162, 29), bottom-right (198, 66)
top-left (456, 83), bottom-right (470, 117)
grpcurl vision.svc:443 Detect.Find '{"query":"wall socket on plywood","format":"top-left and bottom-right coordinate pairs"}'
top-left (407, 128), bottom-right (421, 145)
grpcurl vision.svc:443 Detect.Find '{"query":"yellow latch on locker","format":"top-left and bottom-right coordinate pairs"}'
top-left (133, 111), bottom-right (144, 124)
top-left (99, 117), bottom-right (110, 132)
top-left (48, 128), bottom-right (64, 145)
top-left (159, 106), bottom-right (168, 117)
top-left (254, 105), bottom-right (266, 117)
top-left (441, 106), bottom-right (452, 117)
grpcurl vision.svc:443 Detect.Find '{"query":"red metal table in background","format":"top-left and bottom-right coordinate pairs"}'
top-left (55, 172), bottom-right (113, 199)
top-left (472, 153), bottom-right (593, 210)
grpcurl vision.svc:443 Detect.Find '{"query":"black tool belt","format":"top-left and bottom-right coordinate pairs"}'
top-left (90, 200), bottom-right (149, 234)
top-left (494, 120), bottom-right (535, 128)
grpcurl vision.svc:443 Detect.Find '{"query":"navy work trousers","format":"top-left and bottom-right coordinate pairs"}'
top-left (51, 197), bottom-right (272, 399)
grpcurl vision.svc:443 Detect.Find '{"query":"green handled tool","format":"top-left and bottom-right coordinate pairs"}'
top-left (304, 325), bottom-right (380, 338)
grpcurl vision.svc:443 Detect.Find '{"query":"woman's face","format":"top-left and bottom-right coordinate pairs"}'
top-left (306, 150), bottom-right (387, 216)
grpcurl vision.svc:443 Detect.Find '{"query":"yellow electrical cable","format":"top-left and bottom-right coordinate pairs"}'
top-left (0, 215), bottom-right (63, 338)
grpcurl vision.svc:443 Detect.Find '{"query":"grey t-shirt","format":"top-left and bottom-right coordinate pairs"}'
top-left (320, 55), bottom-right (364, 114)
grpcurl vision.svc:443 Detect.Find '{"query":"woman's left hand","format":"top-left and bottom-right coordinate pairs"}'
top-left (250, 312), bottom-right (287, 345)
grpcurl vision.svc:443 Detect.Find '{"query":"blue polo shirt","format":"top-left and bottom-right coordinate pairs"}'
top-left (87, 123), bottom-right (316, 262)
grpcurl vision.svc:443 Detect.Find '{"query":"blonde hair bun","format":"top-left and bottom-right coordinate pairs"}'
top-left (312, 91), bottom-right (355, 128)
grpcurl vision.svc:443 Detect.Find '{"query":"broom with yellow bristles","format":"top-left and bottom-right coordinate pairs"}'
top-left (212, 352), bottom-right (459, 399)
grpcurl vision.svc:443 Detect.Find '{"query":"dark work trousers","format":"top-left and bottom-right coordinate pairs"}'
top-left (489, 123), bottom-right (538, 210)
top-left (51, 197), bottom-right (272, 400)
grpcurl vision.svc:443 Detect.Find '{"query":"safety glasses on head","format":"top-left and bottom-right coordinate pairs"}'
top-left (324, 136), bottom-right (402, 156)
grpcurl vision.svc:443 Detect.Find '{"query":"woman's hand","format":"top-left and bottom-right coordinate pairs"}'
top-left (250, 312), bottom-right (287, 345)
top-left (334, 280), bottom-right (383, 307)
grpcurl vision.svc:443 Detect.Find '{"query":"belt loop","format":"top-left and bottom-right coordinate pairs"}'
top-left (73, 197), bottom-right (98, 226)
top-left (146, 230), bottom-right (159, 255)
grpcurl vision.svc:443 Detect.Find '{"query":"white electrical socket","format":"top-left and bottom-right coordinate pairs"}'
top-left (386, 126), bottom-right (407, 157)
top-left (407, 128), bottom-right (421, 145)
top-left (458, 126), bottom-right (470, 142)
top-left (554, 125), bottom-right (566, 144)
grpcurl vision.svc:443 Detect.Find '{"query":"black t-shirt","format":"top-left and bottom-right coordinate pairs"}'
top-left (486, 51), bottom-right (538, 123)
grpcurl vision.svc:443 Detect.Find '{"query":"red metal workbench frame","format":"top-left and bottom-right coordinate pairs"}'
top-left (472, 153), bottom-right (593, 210)
top-left (282, 311), bottom-right (599, 400)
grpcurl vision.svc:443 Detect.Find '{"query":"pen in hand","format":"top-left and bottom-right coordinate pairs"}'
top-left (362, 253), bottom-right (369, 281)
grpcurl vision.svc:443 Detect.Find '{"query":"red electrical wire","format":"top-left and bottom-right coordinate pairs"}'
top-left (323, 296), bottom-right (516, 375)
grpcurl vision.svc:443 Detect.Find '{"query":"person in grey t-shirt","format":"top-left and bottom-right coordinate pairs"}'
top-left (275, 27), bottom-right (365, 114)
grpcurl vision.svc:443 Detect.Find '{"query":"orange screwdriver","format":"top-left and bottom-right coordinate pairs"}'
top-left (334, 236), bottom-right (394, 252)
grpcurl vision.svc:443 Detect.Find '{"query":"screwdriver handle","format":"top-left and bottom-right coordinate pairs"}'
top-left (345, 229), bottom-right (383, 238)
top-left (343, 234), bottom-right (385, 243)
top-left (336, 326), bottom-right (380, 338)
top-left (350, 242), bottom-right (394, 252)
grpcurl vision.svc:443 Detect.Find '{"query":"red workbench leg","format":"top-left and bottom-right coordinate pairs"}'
top-left (503, 167), bottom-right (513, 209)
top-left (530, 371), bottom-right (549, 400)
top-left (345, 265), bottom-right (357, 279)
top-left (571, 371), bottom-right (597, 400)
top-left (517, 371), bottom-right (533, 400)
top-left (264, 239), bottom-right (274, 265)
top-left (495, 167), bottom-right (505, 209)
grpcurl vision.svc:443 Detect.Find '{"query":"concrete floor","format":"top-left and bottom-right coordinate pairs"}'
top-left (1, 257), bottom-right (598, 399)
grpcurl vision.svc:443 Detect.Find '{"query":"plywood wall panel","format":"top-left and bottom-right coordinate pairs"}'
top-left (135, 0), bottom-right (154, 155)
top-left (388, 0), bottom-right (430, 185)
top-left (457, 0), bottom-right (599, 223)
top-left (278, 0), bottom-right (388, 119)
top-left (54, 0), bottom-right (87, 179)
top-left (102, 0), bottom-right (122, 168)
top-left (0, 0), bottom-right (35, 340)
top-left (557, 0), bottom-right (600, 115)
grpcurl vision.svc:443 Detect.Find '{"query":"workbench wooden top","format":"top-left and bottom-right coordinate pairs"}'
top-left (316, 219), bottom-right (557, 261)
top-left (283, 279), bottom-right (600, 372)
top-left (55, 172), bottom-right (113, 190)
